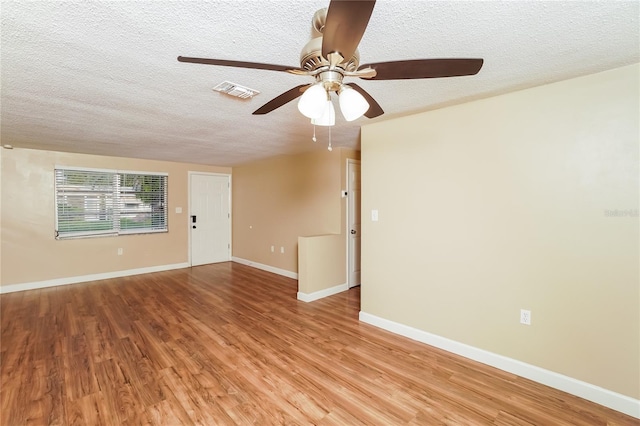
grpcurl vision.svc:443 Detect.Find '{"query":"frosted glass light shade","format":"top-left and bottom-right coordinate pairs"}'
top-left (298, 84), bottom-right (328, 119)
top-left (311, 100), bottom-right (335, 126)
top-left (339, 86), bottom-right (369, 121)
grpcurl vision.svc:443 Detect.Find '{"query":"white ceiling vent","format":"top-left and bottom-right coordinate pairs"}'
top-left (213, 81), bottom-right (260, 99)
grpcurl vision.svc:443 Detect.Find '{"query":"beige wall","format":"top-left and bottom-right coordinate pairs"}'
top-left (298, 234), bottom-right (344, 294)
top-left (361, 64), bottom-right (639, 398)
top-left (0, 148), bottom-right (230, 287)
top-left (232, 148), bottom-right (359, 275)
top-left (0, 148), bottom-right (3, 286)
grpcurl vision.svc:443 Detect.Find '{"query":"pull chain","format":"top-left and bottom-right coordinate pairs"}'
top-left (328, 125), bottom-right (332, 151)
top-left (312, 125), bottom-right (317, 142)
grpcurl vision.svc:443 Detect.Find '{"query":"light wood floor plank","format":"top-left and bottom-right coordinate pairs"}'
top-left (1, 262), bottom-right (636, 425)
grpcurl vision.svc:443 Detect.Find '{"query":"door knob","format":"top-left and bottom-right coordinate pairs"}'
top-left (350, 229), bottom-right (356, 235)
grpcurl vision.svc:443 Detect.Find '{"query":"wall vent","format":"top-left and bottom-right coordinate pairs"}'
top-left (213, 81), bottom-right (260, 99)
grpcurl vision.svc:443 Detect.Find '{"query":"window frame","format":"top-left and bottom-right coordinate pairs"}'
top-left (54, 166), bottom-right (168, 240)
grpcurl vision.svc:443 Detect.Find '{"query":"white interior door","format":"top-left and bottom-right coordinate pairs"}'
top-left (348, 161), bottom-right (361, 288)
top-left (190, 173), bottom-right (230, 266)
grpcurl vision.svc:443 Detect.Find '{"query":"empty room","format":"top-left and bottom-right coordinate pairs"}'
top-left (1, 0), bottom-right (638, 424)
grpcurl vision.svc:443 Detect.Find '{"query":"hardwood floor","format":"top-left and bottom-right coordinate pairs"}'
top-left (1, 262), bottom-right (636, 425)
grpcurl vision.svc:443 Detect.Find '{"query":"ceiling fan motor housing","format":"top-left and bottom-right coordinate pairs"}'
top-left (300, 8), bottom-right (360, 93)
top-left (299, 37), bottom-right (360, 73)
top-left (300, 8), bottom-right (360, 74)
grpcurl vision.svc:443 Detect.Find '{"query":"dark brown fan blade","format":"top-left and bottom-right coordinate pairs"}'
top-left (346, 83), bottom-right (384, 118)
top-left (359, 58), bottom-right (484, 80)
top-left (322, 0), bottom-right (376, 62)
top-left (253, 85), bottom-right (310, 115)
top-left (178, 56), bottom-right (303, 73)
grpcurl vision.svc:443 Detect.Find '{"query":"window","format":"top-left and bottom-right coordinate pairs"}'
top-left (55, 167), bottom-right (168, 239)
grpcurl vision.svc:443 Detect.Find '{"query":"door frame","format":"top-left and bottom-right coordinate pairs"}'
top-left (345, 159), bottom-right (361, 288)
top-left (187, 171), bottom-right (232, 266)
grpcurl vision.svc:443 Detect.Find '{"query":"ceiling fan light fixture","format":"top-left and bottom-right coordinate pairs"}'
top-left (298, 83), bottom-right (328, 119)
top-left (311, 100), bottom-right (335, 126)
top-left (339, 85), bottom-right (369, 121)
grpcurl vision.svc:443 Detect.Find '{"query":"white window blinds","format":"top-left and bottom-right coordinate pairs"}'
top-left (55, 168), bottom-right (168, 239)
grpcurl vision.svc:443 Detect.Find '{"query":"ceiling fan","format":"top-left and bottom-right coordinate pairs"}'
top-left (178, 0), bottom-right (483, 124)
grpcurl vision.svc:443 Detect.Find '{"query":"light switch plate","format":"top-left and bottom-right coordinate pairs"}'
top-left (371, 209), bottom-right (379, 221)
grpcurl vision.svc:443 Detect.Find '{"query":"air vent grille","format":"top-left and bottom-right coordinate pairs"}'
top-left (213, 81), bottom-right (260, 99)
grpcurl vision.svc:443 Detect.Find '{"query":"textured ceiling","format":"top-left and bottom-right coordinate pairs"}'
top-left (1, 1), bottom-right (638, 166)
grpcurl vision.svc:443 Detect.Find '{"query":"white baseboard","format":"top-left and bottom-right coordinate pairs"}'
top-left (359, 311), bottom-right (640, 419)
top-left (297, 283), bottom-right (348, 303)
top-left (231, 257), bottom-right (298, 280)
top-left (0, 262), bottom-right (191, 294)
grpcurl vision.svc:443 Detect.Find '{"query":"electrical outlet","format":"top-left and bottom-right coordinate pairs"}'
top-left (270, 245), bottom-right (274, 253)
top-left (520, 309), bottom-right (531, 325)
top-left (117, 248), bottom-right (123, 256)
top-left (280, 246), bottom-right (285, 254)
